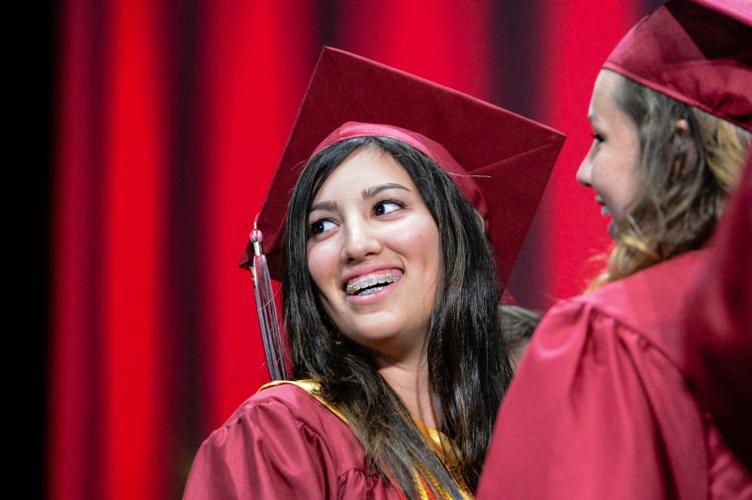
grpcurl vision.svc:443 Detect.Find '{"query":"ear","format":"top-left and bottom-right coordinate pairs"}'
top-left (675, 118), bottom-right (690, 134)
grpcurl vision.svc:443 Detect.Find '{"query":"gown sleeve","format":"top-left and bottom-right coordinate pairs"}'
top-left (182, 398), bottom-right (340, 500)
top-left (685, 155), bottom-right (752, 470)
top-left (477, 299), bottom-right (708, 500)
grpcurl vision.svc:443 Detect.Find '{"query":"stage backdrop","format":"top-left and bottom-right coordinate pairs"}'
top-left (50, 0), bottom-right (661, 498)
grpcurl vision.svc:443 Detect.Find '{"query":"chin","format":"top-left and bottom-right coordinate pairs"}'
top-left (344, 322), bottom-right (400, 345)
top-left (343, 320), bottom-right (423, 355)
top-left (344, 330), bottom-right (400, 355)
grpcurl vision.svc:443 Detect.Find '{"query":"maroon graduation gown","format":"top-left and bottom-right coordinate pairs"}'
top-left (685, 156), bottom-right (752, 470)
top-left (477, 251), bottom-right (752, 499)
top-left (183, 383), bottom-right (403, 499)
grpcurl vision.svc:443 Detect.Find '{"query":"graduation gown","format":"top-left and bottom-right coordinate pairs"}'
top-left (183, 382), bottom-right (401, 499)
top-left (477, 251), bottom-right (752, 499)
top-left (685, 156), bottom-right (752, 470)
top-left (183, 381), bottom-right (472, 499)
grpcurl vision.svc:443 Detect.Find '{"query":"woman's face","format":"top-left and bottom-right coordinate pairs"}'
top-left (306, 147), bottom-right (441, 362)
top-left (577, 70), bottom-right (640, 237)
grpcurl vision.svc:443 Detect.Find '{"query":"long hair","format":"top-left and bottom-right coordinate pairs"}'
top-left (282, 136), bottom-right (512, 495)
top-left (590, 74), bottom-right (751, 289)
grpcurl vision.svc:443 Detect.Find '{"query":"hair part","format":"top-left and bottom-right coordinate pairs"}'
top-left (282, 136), bottom-right (512, 495)
top-left (590, 74), bottom-right (751, 289)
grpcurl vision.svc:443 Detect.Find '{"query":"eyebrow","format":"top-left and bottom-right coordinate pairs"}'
top-left (361, 182), bottom-right (411, 200)
top-left (309, 200), bottom-right (338, 213)
top-left (309, 183), bottom-right (411, 215)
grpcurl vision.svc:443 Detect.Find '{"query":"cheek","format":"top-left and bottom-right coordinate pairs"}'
top-left (612, 127), bottom-right (641, 203)
top-left (393, 217), bottom-right (441, 279)
top-left (592, 153), bottom-right (623, 192)
top-left (394, 216), bottom-right (437, 247)
top-left (614, 153), bottom-right (640, 202)
top-left (306, 240), bottom-right (340, 295)
top-left (625, 149), bottom-right (640, 190)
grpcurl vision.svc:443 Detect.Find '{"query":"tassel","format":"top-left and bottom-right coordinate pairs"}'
top-left (250, 219), bottom-right (288, 380)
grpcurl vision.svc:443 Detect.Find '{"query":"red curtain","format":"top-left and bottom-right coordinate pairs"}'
top-left (50, 1), bottom-right (652, 498)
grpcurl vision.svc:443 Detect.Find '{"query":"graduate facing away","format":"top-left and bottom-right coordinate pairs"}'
top-left (478, 0), bottom-right (752, 498)
top-left (183, 48), bottom-right (564, 499)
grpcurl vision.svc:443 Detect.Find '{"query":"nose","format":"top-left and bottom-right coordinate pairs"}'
top-left (341, 218), bottom-right (382, 263)
top-left (576, 152), bottom-right (593, 188)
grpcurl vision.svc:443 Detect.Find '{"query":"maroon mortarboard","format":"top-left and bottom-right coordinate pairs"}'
top-left (243, 47), bottom-right (565, 379)
top-left (243, 46), bottom-right (564, 282)
top-left (604, 0), bottom-right (752, 132)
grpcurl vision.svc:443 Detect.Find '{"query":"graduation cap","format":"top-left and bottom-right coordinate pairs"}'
top-left (604, 0), bottom-right (752, 132)
top-left (243, 47), bottom-right (565, 379)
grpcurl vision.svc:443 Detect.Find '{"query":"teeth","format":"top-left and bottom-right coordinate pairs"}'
top-left (346, 272), bottom-right (402, 295)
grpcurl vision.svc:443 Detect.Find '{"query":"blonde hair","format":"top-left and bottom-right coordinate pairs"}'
top-left (589, 75), bottom-right (751, 290)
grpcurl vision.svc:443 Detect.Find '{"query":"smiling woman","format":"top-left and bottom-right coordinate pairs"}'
top-left (305, 147), bottom-right (441, 363)
top-left (282, 131), bottom-right (501, 497)
top-left (478, 1), bottom-right (752, 498)
top-left (576, 70), bottom-right (641, 233)
top-left (182, 47), bottom-right (564, 499)
top-left (585, 70), bottom-right (750, 288)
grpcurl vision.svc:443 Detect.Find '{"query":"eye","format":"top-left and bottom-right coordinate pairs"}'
top-left (373, 200), bottom-right (404, 216)
top-left (591, 132), bottom-right (605, 144)
top-left (309, 218), bottom-right (337, 236)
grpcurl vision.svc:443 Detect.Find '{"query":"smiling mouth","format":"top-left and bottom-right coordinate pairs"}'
top-left (595, 195), bottom-right (611, 217)
top-left (345, 271), bottom-right (403, 296)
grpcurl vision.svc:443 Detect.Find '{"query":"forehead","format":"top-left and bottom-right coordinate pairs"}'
top-left (313, 147), bottom-right (416, 200)
top-left (589, 70), bottom-right (622, 120)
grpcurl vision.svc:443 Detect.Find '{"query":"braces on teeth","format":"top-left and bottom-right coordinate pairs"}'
top-left (346, 273), bottom-right (401, 295)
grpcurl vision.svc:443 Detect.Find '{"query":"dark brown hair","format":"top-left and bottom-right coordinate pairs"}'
top-left (283, 136), bottom-right (512, 495)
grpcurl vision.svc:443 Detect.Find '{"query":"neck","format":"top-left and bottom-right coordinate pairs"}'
top-left (375, 347), bottom-right (436, 429)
